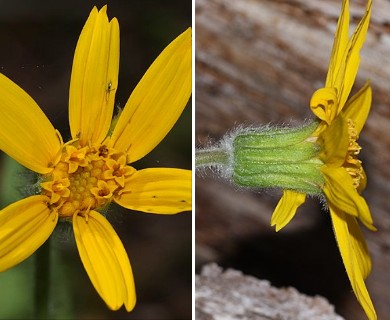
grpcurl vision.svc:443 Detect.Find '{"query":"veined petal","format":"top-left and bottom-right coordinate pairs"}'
top-left (110, 28), bottom-right (192, 162)
top-left (346, 214), bottom-right (372, 279)
top-left (271, 190), bottom-right (306, 232)
top-left (329, 206), bottom-right (376, 320)
top-left (0, 195), bottom-right (57, 272)
top-left (321, 166), bottom-right (375, 231)
top-left (342, 81), bottom-right (371, 135)
top-left (318, 114), bottom-right (349, 166)
top-left (0, 74), bottom-right (62, 174)
top-left (69, 6), bottom-right (120, 146)
top-left (337, 0), bottom-right (372, 113)
top-left (115, 168), bottom-right (192, 214)
top-left (73, 210), bottom-right (136, 311)
top-left (319, 0), bottom-right (372, 124)
top-left (325, 0), bottom-right (349, 88)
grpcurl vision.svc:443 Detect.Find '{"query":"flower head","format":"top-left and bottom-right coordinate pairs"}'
top-left (271, 1), bottom-right (377, 318)
top-left (0, 6), bottom-right (191, 311)
top-left (195, 0), bottom-right (375, 318)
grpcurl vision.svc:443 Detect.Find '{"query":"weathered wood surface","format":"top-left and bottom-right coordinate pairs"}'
top-left (195, 0), bottom-right (390, 319)
top-left (196, 263), bottom-right (344, 320)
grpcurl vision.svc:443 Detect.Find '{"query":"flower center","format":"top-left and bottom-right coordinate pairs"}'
top-left (41, 142), bottom-right (135, 218)
top-left (345, 118), bottom-right (364, 190)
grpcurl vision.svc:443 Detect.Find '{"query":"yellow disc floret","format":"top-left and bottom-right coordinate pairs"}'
top-left (344, 118), bottom-right (365, 190)
top-left (41, 141), bottom-right (135, 218)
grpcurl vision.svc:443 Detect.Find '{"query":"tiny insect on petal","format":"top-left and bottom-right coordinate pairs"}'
top-left (115, 168), bottom-right (192, 214)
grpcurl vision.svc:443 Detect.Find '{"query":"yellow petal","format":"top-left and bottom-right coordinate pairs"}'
top-left (310, 87), bottom-right (338, 125)
top-left (0, 195), bottom-right (57, 272)
top-left (115, 168), bottom-right (192, 214)
top-left (110, 28), bottom-right (192, 162)
top-left (337, 0), bottom-right (372, 113)
top-left (73, 210), bottom-right (136, 311)
top-left (0, 74), bottom-right (62, 174)
top-left (357, 167), bottom-right (367, 194)
top-left (325, 0), bottom-right (350, 89)
top-left (69, 6), bottom-right (120, 146)
top-left (321, 166), bottom-right (375, 230)
top-left (342, 81), bottom-right (371, 135)
top-left (329, 206), bottom-right (377, 320)
top-left (271, 190), bottom-right (306, 232)
top-left (346, 214), bottom-right (372, 279)
top-left (318, 114), bottom-right (349, 166)
top-left (318, 0), bottom-right (372, 123)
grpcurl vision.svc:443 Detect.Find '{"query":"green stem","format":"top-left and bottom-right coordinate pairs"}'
top-left (34, 238), bottom-right (51, 319)
top-left (195, 148), bottom-right (230, 168)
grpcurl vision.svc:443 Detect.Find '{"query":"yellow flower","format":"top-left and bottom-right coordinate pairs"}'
top-left (310, 0), bottom-right (371, 126)
top-left (0, 6), bottom-right (191, 312)
top-left (271, 1), bottom-right (377, 319)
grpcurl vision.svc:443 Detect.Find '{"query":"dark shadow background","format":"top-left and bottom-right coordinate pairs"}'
top-left (0, 1), bottom-right (192, 319)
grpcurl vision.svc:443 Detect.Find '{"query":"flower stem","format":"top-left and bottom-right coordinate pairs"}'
top-left (195, 122), bottom-right (325, 195)
top-left (34, 238), bottom-right (51, 319)
top-left (195, 148), bottom-right (229, 168)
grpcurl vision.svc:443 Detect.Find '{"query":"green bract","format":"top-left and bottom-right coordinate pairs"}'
top-left (232, 122), bottom-right (324, 194)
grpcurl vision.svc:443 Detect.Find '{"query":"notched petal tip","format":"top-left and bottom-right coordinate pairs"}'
top-left (69, 4), bottom-right (120, 146)
top-left (73, 211), bottom-right (136, 311)
top-left (323, 0), bottom-right (372, 119)
top-left (99, 5), bottom-right (108, 13)
top-left (111, 27), bottom-right (192, 162)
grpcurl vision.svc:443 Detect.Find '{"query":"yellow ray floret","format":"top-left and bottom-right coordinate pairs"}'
top-left (0, 4), bottom-right (191, 313)
top-left (310, 0), bottom-right (372, 125)
top-left (110, 28), bottom-right (192, 163)
top-left (0, 74), bottom-right (62, 174)
top-left (73, 210), bottom-right (136, 311)
top-left (115, 168), bottom-right (192, 214)
top-left (0, 195), bottom-right (58, 272)
top-left (330, 208), bottom-right (376, 319)
top-left (271, 190), bottom-right (306, 232)
top-left (69, 5), bottom-right (120, 146)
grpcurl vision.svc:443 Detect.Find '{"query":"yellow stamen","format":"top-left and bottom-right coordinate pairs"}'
top-left (41, 142), bottom-right (135, 217)
top-left (345, 118), bottom-right (364, 189)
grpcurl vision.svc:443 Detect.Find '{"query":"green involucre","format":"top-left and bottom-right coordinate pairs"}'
top-left (232, 121), bottom-right (324, 194)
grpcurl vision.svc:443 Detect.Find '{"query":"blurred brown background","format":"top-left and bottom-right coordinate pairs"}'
top-left (196, 0), bottom-right (390, 319)
top-left (0, 1), bottom-right (191, 319)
